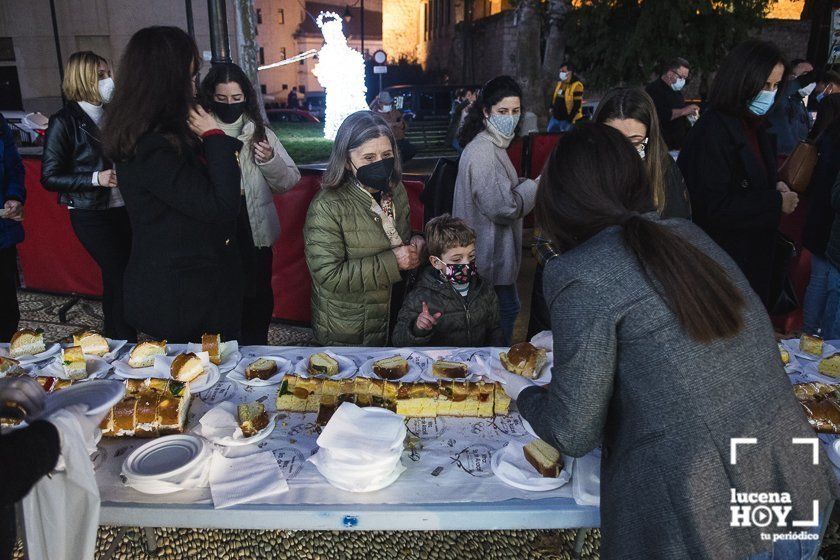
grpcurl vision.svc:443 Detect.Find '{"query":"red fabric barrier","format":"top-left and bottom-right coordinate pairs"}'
top-left (17, 158), bottom-right (103, 296)
top-left (271, 175), bottom-right (427, 323)
top-left (528, 133), bottom-right (560, 179)
top-left (15, 159), bottom-right (425, 325)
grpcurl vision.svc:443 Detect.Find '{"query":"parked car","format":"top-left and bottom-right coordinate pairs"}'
top-left (266, 108), bottom-right (320, 124)
top-left (304, 92), bottom-right (326, 121)
top-left (1, 110), bottom-right (47, 149)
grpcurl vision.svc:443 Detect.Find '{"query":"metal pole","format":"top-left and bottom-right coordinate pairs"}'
top-left (360, 0), bottom-right (365, 58)
top-left (48, 0), bottom-right (65, 103)
top-left (207, 0), bottom-right (232, 65)
top-left (185, 0), bottom-right (196, 39)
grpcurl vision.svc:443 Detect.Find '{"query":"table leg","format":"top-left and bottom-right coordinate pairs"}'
top-left (57, 296), bottom-right (80, 323)
top-left (143, 527), bottom-right (158, 553)
top-left (572, 527), bottom-right (588, 559)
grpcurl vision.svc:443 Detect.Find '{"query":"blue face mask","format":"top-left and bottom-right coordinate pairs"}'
top-left (748, 89), bottom-right (776, 116)
top-left (487, 114), bottom-right (520, 137)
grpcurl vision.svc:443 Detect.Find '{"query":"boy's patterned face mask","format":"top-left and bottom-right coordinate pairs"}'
top-left (434, 259), bottom-right (478, 284)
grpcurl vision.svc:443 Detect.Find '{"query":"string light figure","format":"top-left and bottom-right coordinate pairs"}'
top-left (313, 12), bottom-right (368, 140)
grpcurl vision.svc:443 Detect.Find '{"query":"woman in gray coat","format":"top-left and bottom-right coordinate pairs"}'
top-left (497, 124), bottom-right (837, 559)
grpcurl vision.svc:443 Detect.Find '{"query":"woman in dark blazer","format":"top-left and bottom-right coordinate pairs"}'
top-left (496, 124), bottom-right (837, 559)
top-left (103, 27), bottom-right (243, 342)
top-left (41, 51), bottom-right (135, 341)
top-left (679, 39), bottom-right (798, 309)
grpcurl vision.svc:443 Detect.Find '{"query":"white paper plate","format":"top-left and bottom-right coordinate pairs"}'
top-left (33, 379), bottom-right (126, 420)
top-left (0, 342), bottom-right (61, 365)
top-left (420, 349), bottom-right (489, 382)
top-left (486, 350), bottom-right (552, 386)
top-left (292, 350), bottom-right (357, 380)
top-left (782, 338), bottom-right (839, 362)
top-left (491, 440), bottom-right (571, 492)
top-left (62, 338), bottom-right (128, 362)
top-left (314, 458), bottom-right (405, 493)
top-left (112, 345), bottom-right (172, 378)
top-left (183, 342), bottom-right (241, 374)
top-left (228, 356), bottom-right (293, 386)
top-left (123, 435), bottom-right (208, 481)
top-left (184, 363), bottom-right (221, 393)
top-left (359, 349), bottom-right (429, 382)
top-left (39, 355), bottom-right (111, 380)
top-left (202, 413), bottom-right (278, 447)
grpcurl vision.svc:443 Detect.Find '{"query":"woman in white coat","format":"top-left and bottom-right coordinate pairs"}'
top-left (201, 63), bottom-right (301, 345)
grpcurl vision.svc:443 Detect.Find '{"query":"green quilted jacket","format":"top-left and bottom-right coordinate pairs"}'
top-left (304, 180), bottom-right (411, 346)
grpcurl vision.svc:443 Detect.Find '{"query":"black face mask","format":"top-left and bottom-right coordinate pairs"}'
top-left (354, 157), bottom-right (395, 193)
top-left (211, 101), bottom-right (246, 124)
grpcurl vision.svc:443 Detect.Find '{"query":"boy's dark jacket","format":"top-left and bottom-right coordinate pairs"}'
top-left (392, 265), bottom-right (505, 347)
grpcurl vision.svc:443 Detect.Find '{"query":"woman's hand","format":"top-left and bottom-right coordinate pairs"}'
top-left (188, 105), bottom-right (219, 137)
top-left (409, 235), bottom-right (426, 261)
top-left (2, 200), bottom-right (23, 221)
top-left (253, 140), bottom-right (275, 164)
top-left (781, 191), bottom-right (799, 215)
top-left (392, 244), bottom-right (420, 270)
top-left (776, 181), bottom-right (791, 194)
top-left (0, 377), bottom-right (46, 420)
top-left (98, 169), bottom-right (118, 188)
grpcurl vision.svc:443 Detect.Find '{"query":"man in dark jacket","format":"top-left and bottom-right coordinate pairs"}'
top-left (392, 215), bottom-right (504, 347)
top-left (646, 57), bottom-right (699, 150)
top-left (0, 115), bottom-right (25, 341)
top-left (767, 59), bottom-right (815, 155)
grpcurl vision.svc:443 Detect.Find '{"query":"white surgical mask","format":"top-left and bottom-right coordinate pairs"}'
top-left (559, 72), bottom-right (569, 82)
top-left (671, 77), bottom-right (686, 92)
top-left (798, 83), bottom-right (816, 98)
top-left (381, 104), bottom-right (392, 112)
top-left (487, 114), bottom-right (520, 138)
top-left (98, 77), bottom-right (115, 104)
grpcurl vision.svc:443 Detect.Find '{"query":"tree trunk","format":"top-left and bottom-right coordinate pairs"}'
top-left (234, 0), bottom-right (267, 120)
top-left (541, 0), bottom-right (571, 123)
top-left (514, 0), bottom-right (545, 122)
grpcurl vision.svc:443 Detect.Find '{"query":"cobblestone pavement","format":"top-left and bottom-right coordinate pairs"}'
top-left (10, 291), bottom-right (840, 559)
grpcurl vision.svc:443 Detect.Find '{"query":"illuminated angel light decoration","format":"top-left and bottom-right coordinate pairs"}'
top-left (313, 12), bottom-right (368, 140)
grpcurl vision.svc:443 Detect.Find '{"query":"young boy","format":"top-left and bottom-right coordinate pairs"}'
top-left (392, 214), bottom-right (504, 347)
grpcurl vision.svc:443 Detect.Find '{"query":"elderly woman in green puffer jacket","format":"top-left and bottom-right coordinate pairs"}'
top-left (304, 111), bottom-right (424, 346)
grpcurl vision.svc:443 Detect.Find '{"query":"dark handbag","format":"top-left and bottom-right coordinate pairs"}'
top-left (769, 233), bottom-right (798, 316)
top-left (778, 140), bottom-right (818, 194)
top-left (420, 157), bottom-right (459, 225)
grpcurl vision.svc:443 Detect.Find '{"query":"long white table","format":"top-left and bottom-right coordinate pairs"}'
top-left (91, 345), bottom-right (601, 534)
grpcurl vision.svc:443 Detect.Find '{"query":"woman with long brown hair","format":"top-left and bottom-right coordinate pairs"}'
top-left (103, 27), bottom-right (243, 342)
top-left (594, 87), bottom-right (690, 219)
top-left (494, 124), bottom-right (837, 559)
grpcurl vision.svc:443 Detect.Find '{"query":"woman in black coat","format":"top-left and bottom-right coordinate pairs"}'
top-left (679, 39), bottom-right (798, 309)
top-left (103, 27), bottom-right (243, 342)
top-left (41, 51), bottom-right (135, 341)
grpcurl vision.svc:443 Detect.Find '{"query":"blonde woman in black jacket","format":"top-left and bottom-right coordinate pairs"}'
top-left (41, 51), bottom-right (135, 341)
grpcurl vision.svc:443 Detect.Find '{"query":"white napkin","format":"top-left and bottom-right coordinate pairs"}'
top-left (209, 450), bottom-right (289, 509)
top-left (572, 448), bottom-right (601, 506)
top-left (530, 331), bottom-right (554, 351)
top-left (494, 441), bottom-right (571, 491)
top-left (22, 410), bottom-right (100, 560)
top-left (316, 402), bottom-right (406, 454)
top-left (196, 402), bottom-right (245, 441)
top-left (187, 341), bottom-right (239, 361)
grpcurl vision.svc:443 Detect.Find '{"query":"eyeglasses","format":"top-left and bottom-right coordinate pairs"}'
top-left (670, 69), bottom-right (690, 81)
